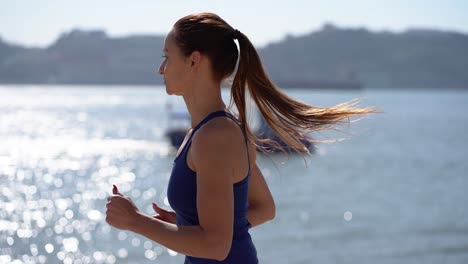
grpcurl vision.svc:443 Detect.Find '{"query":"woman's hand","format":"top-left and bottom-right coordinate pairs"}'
top-left (152, 202), bottom-right (177, 224)
top-left (106, 185), bottom-right (141, 230)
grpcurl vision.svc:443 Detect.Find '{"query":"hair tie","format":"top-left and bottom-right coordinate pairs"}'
top-left (232, 29), bottom-right (241, 40)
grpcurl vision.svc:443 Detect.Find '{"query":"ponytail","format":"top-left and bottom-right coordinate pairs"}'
top-left (229, 31), bottom-right (379, 156)
top-left (173, 12), bottom-right (379, 159)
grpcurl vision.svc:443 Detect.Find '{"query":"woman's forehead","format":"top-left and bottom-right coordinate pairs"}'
top-left (163, 30), bottom-right (177, 52)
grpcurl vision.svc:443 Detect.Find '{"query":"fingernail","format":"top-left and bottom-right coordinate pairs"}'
top-left (152, 202), bottom-right (157, 207)
top-left (113, 185), bottom-right (117, 191)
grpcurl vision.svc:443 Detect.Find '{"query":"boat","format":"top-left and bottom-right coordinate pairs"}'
top-left (165, 109), bottom-right (190, 149)
top-left (254, 112), bottom-right (314, 154)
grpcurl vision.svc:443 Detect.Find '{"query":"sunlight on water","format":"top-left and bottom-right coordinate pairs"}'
top-left (0, 87), bottom-right (182, 263)
top-left (2, 86), bottom-right (468, 263)
top-left (344, 211), bottom-right (353, 221)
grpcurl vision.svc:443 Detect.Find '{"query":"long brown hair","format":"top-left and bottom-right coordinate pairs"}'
top-left (173, 13), bottom-right (379, 157)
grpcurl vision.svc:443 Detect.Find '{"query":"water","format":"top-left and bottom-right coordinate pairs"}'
top-left (1, 85), bottom-right (467, 264)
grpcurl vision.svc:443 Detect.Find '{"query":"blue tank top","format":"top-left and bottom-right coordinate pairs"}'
top-left (167, 110), bottom-right (258, 264)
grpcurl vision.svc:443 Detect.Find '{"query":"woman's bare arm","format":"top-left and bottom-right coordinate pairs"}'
top-left (128, 123), bottom-right (237, 261)
top-left (246, 142), bottom-right (276, 227)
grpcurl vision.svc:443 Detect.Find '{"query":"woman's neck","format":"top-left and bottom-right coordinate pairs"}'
top-left (183, 86), bottom-right (226, 128)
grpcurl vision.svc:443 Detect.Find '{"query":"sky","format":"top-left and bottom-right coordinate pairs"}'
top-left (1, 0), bottom-right (467, 48)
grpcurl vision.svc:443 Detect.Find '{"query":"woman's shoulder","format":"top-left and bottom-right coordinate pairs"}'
top-left (187, 117), bottom-right (243, 173)
top-left (192, 116), bottom-right (243, 148)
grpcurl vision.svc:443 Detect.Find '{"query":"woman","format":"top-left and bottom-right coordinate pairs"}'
top-left (105, 13), bottom-right (376, 263)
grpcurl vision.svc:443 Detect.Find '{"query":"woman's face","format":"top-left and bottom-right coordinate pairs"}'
top-left (159, 29), bottom-right (192, 96)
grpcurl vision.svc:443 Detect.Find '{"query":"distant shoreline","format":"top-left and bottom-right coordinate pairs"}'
top-left (2, 26), bottom-right (467, 90)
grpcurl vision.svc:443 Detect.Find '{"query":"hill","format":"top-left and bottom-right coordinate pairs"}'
top-left (1, 25), bottom-right (467, 88)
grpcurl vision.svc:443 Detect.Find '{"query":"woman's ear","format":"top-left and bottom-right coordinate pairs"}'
top-left (189, 51), bottom-right (202, 68)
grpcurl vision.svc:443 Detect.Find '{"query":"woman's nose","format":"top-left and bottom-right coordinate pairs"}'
top-left (158, 62), bottom-right (165, 75)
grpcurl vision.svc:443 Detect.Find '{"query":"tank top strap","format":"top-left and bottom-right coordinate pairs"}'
top-left (189, 110), bottom-right (251, 172)
top-left (191, 110), bottom-right (229, 133)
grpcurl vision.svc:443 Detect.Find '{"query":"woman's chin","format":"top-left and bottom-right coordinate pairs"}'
top-left (165, 86), bottom-right (173, 95)
top-left (166, 86), bottom-right (183, 96)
